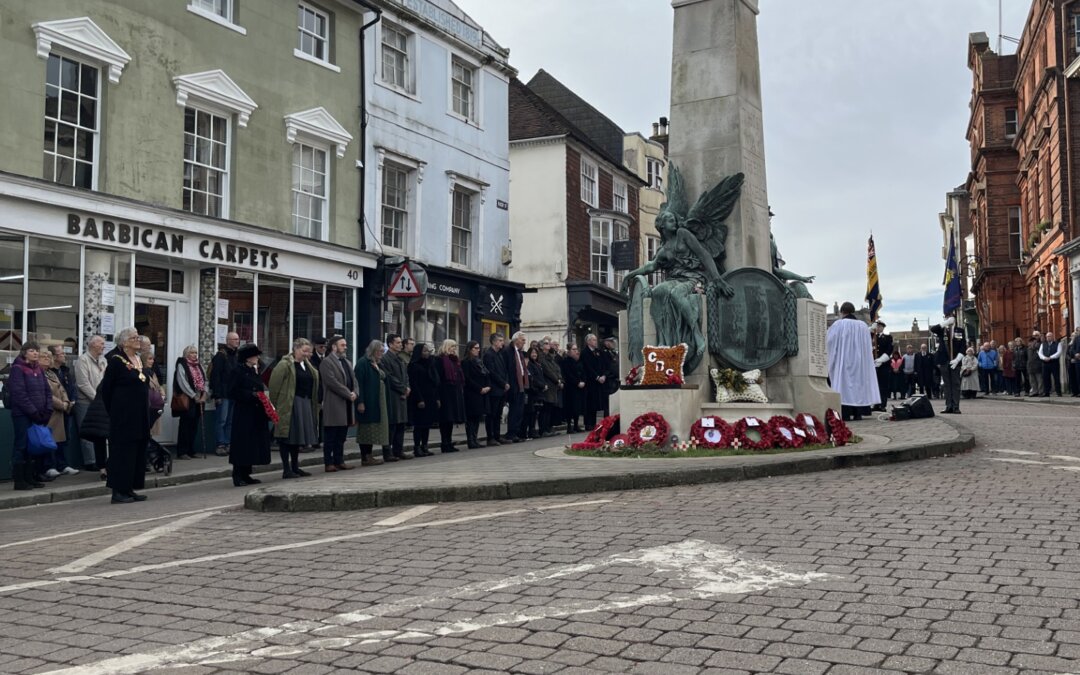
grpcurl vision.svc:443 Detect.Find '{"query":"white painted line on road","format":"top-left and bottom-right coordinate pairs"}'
top-left (39, 539), bottom-right (833, 674)
top-left (46, 511), bottom-right (218, 575)
top-left (0, 498), bottom-right (612, 597)
top-left (372, 504), bottom-right (436, 527)
top-left (986, 449), bottom-right (1040, 456)
top-left (1053, 466), bottom-right (1080, 472)
top-left (988, 458), bottom-right (1047, 465)
top-left (0, 505), bottom-right (234, 552)
top-left (1049, 456), bottom-right (1080, 462)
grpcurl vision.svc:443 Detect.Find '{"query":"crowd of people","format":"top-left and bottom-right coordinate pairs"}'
top-left (827, 301), bottom-right (1080, 422)
top-left (7, 327), bottom-right (623, 503)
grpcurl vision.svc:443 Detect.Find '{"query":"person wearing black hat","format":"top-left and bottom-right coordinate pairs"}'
top-left (227, 344), bottom-right (273, 486)
top-left (310, 336), bottom-right (327, 369)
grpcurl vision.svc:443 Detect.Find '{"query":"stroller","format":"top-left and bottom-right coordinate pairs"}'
top-left (146, 438), bottom-right (173, 476)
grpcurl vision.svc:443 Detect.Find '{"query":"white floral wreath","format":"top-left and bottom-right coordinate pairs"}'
top-left (710, 368), bottom-right (768, 404)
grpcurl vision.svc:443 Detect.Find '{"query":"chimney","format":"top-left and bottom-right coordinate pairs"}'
top-left (652, 122), bottom-right (659, 136)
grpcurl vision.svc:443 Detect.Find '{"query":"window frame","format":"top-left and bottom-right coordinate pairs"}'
top-left (380, 20), bottom-right (413, 94)
top-left (646, 234), bottom-right (663, 285)
top-left (450, 185), bottom-right (475, 267)
top-left (291, 141), bottom-right (330, 241)
top-left (1008, 205), bottom-right (1022, 261)
top-left (590, 217), bottom-right (612, 287)
top-left (1004, 108), bottom-right (1018, 139)
top-left (449, 55), bottom-right (479, 124)
top-left (613, 178), bottom-right (628, 214)
top-left (182, 105), bottom-right (231, 219)
top-left (381, 161), bottom-right (411, 253)
top-left (187, 0), bottom-right (246, 34)
top-left (646, 157), bottom-right (664, 190)
top-left (580, 155), bottom-right (598, 207)
top-left (43, 52), bottom-right (101, 191)
top-left (295, 2), bottom-right (339, 72)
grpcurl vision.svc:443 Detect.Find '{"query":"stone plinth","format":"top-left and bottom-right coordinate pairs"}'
top-left (620, 385), bottom-right (703, 443)
top-left (789, 298), bottom-right (840, 417)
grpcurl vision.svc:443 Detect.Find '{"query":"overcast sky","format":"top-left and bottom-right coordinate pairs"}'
top-left (455, 0), bottom-right (1031, 334)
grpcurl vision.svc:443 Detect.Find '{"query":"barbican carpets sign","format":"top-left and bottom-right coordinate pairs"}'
top-left (67, 213), bottom-right (280, 270)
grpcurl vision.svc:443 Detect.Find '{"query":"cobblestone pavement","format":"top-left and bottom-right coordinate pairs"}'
top-left (1, 396), bottom-right (1079, 674)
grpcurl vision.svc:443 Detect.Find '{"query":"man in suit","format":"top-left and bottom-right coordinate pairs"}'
top-left (381, 334), bottom-right (414, 458)
top-left (503, 331), bottom-right (528, 442)
top-left (318, 336), bottom-right (357, 471)
top-left (482, 333), bottom-right (509, 445)
top-left (914, 343), bottom-right (936, 398)
top-left (930, 317), bottom-right (965, 414)
top-left (1039, 331), bottom-right (1063, 397)
top-left (581, 333), bottom-right (607, 429)
top-left (871, 320), bottom-right (892, 411)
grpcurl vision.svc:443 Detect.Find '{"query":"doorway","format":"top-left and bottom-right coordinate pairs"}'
top-left (135, 296), bottom-right (191, 444)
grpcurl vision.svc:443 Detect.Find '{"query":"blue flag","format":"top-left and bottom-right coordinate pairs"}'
top-left (943, 231), bottom-right (961, 315)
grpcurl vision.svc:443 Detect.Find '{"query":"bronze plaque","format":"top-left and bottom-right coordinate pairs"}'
top-left (708, 267), bottom-right (793, 372)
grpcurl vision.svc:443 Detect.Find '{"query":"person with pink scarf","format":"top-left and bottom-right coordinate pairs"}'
top-left (173, 345), bottom-right (208, 459)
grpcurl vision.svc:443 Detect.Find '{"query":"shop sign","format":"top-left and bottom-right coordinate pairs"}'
top-left (387, 264), bottom-right (422, 297)
top-left (488, 293), bottom-right (505, 315)
top-left (426, 275), bottom-right (466, 298)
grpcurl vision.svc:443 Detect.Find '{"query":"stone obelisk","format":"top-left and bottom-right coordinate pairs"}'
top-left (668, 0), bottom-right (770, 272)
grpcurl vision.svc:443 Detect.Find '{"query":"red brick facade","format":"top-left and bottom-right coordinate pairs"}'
top-left (564, 146), bottom-right (640, 282)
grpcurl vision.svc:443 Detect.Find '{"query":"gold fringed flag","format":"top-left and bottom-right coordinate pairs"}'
top-left (865, 235), bottom-right (882, 322)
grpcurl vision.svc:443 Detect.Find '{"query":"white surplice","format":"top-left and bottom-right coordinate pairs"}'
top-left (826, 316), bottom-right (881, 407)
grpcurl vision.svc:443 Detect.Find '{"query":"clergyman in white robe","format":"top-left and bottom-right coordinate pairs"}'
top-left (827, 309), bottom-right (880, 418)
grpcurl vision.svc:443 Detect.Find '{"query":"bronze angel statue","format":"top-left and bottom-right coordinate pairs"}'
top-left (620, 165), bottom-right (744, 374)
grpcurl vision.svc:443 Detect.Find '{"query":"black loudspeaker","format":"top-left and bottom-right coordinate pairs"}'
top-left (901, 394), bottom-right (935, 419)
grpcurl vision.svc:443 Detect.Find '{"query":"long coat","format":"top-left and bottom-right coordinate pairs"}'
top-left (99, 352), bottom-right (151, 444)
top-left (961, 355), bottom-right (980, 392)
top-left (319, 353), bottom-right (357, 427)
top-left (381, 348), bottom-right (409, 425)
top-left (580, 346), bottom-right (606, 414)
top-left (560, 356), bottom-right (586, 418)
top-left (228, 364), bottom-right (272, 466)
top-left (44, 369), bottom-right (70, 443)
top-left (408, 355), bottom-right (440, 427)
top-left (268, 355), bottom-right (321, 440)
top-left (539, 352), bottom-right (563, 405)
top-left (436, 355), bottom-right (466, 424)
top-left (462, 356), bottom-right (490, 418)
top-left (354, 357), bottom-right (389, 445)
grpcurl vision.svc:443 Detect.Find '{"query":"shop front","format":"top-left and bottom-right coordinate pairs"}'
top-left (375, 261), bottom-right (523, 351)
top-left (566, 280), bottom-right (624, 348)
top-left (0, 176), bottom-right (375, 474)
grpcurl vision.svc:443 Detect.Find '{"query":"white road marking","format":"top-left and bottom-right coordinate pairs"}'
top-left (1049, 456), bottom-right (1080, 462)
top-left (46, 512), bottom-right (218, 574)
top-left (39, 539), bottom-right (833, 674)
top-left (986, 449), bottom-right (1040, 456)
top-left (988, 458), bottom-right (1046, 465)
top-left (1053, 466), bottom-right (1080, 473)
top-left (372, 504), bottom-right (436, 527)
top-left (0, 499), bottom-right (612, 596)
top-left (0, 505), bottom-right (234, 551)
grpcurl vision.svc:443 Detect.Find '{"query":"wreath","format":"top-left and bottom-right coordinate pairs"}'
top-left (256, 390), bottom-right (279, 424)
top-left (609, 434), bottom-right (630, 449)
top-left (794, 413), bottom-right (828, 444)
top-left (583, 414), bottom-right (620, 444)
top-left (732, 416), bottom-right (776, 451)
top-left (569, 441), bottom-right (606, 451)
top-left (624, 365), bottom-right (642, 387)
top-left (689, 416), bottom-right (734, 449)
top-left (825, 408), bottom-right (853, 446)
top-left (712, 368), bottom-right (748, 394)
top-left (626, 412), bottom-right (671, 448)
top-left (767, 416), bottom-right (805, 449)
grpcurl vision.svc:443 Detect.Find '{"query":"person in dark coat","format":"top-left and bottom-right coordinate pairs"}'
top-left (381, 334), bottom-right (412, 460)
top-left (482, 333), bottom-right (509, 445)
top-left (461, 340), bottom-right (491, 449)
top-left (504, 332), bottom-right (529, 442)
top-left (538, 338), bottom-right (563, 437)
top-left (209, 332), bottom-right (239, 456)
top-left (8, 342), bottom-right (53, 490)
top-left (98, 328), bottom-right (152, 503)
top-left (436, 339), bottom-right (466, 453)
top-left (580, 333), bottom-right (607, 430)
top-left (524, 347), bottom-right (547, 439)
top-left (407, 343), bottom-right (440, 457)
top-left (560, 344), bottom-right (586, 434)
top-left (228, 344), bottom-right (272, 486)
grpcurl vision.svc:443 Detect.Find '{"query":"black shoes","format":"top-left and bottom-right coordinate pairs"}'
top-left (111, 492), bottom-right (135, 504)
top-left (294, 468), bottom-right (311, 477)
top-left (232, 476), bottom-right (261, 487)
top-left (282, 470), bottom-right (299, 479)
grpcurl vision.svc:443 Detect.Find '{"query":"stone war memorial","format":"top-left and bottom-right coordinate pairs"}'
top-left (615, 0), bottom-right (839, 443)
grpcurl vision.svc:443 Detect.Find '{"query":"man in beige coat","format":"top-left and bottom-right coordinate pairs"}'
top-left (319, 336), bottom-right (357, 470)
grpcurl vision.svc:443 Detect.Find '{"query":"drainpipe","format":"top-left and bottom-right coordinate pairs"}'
top-left (351, 0), bottom-right (382, 251)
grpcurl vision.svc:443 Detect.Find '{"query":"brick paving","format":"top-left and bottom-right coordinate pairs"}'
top-left (1, 397), bottom-right (1079, 673)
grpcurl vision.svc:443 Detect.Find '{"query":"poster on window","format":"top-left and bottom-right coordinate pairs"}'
top-left (216, 324), bottom-right (228, 345)
top-left (100, 312), bottom-right (115, 336)
top-left (334, 311), bottom-right (343, 330)
top-left (217, 299), bottom-right (229, 320)
top-left (101, 283), bottom-right (116, 306)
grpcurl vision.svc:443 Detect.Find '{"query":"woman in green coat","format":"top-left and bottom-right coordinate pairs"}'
top-left (354, 339), bottom-right (389, 466)
top-left (268, 338), bottom-right (321, 477)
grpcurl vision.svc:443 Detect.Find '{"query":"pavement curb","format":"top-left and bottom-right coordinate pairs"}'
top-left (243, 427), bottom-right (977, 513)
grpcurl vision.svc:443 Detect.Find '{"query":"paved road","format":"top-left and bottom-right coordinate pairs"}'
top-left (1, 396), bottom-right (1079, 674)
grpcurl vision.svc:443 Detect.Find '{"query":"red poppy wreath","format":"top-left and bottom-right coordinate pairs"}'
top-left (583, 414), bottom-right (620, 444)
top-left (689, 416), bottom-right (734, 449)
top-left (793, 412), bottom-right (828, 444)
top-left (767, 416), bottom-right (805, 449)
top-left (626, 412), bottom-right (671, 448)
top-left (609, 434), bottom-right (630, 449)
top-left (732, 416), bottom-right (776, 451)
top-left (825, 408), bottom-right (853, 446)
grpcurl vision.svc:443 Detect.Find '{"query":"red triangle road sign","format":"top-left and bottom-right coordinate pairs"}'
top-left (387, 264), bottom-right (422, 297)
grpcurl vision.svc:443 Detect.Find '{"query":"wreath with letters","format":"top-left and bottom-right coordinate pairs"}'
top-left (731, 416), bottom-right (776, 451)
top-left (626, 412), bottom-right (671, 448)
top-left (794, 413), bottom-right (828, 444)
top-left (825, 408), bottom-right (853, 446)
top-left (767, 416), bottom-right (805, 449)
top-left (689, 416), bottom-right (734, 449)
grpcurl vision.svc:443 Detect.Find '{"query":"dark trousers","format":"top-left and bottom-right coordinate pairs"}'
top-left (977, 367), bottom-right (993, 394)
top-left (232, 463), bottom-right (252, 480)
top-left (875, 366), bottom-right (889, 407)
top-left (939, 364), bottom-right (961, 412)
top-left (1071, 361), bottom-right (1080, 395)
top-left (413, 423), bottom-right (431, 451)
top-left (279, 444), bottom-right (301, 474)
top-left (177, 412), bottom-right (198, 457)
top-left (507, 392), bottom-right (525, 440)
top-left (524, 402), bottom-right (539, 438)
top-left (486, 393), bottom-right (504, 441)
top-left (384, 422), bottom-right (406, 456)
top-left (322, 425), bottom-right (347, 465)
top-left (438, 421), bottom-right (456, 450)
top-left (1019, 370), bottom-right (1030, 394)
top-left (1004, 375), bottom-right (1018, 396)
top-left (1043, 361), bottom-right (1062, 396)
top-left (107, 438), bottom-right (147, 494)
top-left (465, 416), bottom-right (482, 446)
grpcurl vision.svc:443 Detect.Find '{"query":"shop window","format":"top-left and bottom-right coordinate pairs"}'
top-left (291, 142), bottom-right (328, 240)
top-left (43, 53), bottom-right (98, 190)
top-left (387, 295), bottom-right (469, 352)
top-left (183, 107), bottom-right (229, 217)
top-left (325, 284), bottom-right (352, 347)
top-left (293, 280), bottom-right (322, 341)
top-left (258, 273), bottom-right (291, 362)
top-left (451, 186), bottom-right (474, 266)
top-left (218, 268), bottom-right (254, 342)
top-left (0, 236), bottom-right (25, 363)
top-left (27, 238), bottom-right (81, 355)
top-left (135, 264), bottom-right (185, 293)
top-left (83, 248), bottom-right (132, 350)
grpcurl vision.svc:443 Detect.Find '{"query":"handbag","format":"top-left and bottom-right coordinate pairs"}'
top-left (80, 393), bottom-right (110, 441)
top-left (149, 386), bottom-right (165, 412)
top-left (171, 391), bottom-right (191, 417)
top-left (27, 423), bottom-right (58, 456)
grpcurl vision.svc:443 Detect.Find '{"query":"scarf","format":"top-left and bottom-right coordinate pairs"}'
top-left (186, 355), bottom-right (206, 392)
top-left (441, 354), bottom-right (464, 386)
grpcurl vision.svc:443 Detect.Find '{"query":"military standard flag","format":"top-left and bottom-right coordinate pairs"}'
top-left (942, 231), bottom-right (962, 316)
top-left (865, 235), bottom-right (882, 322)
